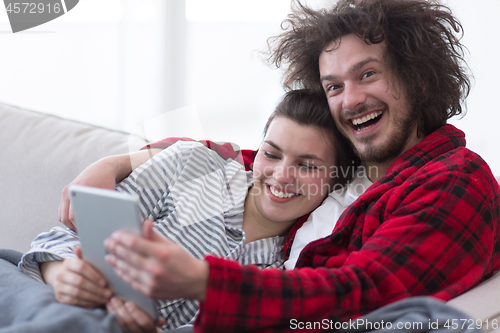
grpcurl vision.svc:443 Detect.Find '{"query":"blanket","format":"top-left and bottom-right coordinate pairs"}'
top-left (339, 296), bottom-right (483, 333)
top-left (0, 257), bottom-right (123, 333)
top-left (0, 250), bottom-right (481, 333)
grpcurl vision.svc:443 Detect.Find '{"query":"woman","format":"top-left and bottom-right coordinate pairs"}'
top-left (19, 89), bottom-right (352, 332)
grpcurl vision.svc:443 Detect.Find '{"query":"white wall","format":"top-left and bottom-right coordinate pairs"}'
top-left (446, 0), bottom-right (500, 176)
top-left (0, 0), bottom-right (498, 175)
top-left (0, 0), bottom-right (169, 134)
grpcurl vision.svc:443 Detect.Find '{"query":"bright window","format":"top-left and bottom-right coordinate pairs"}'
top-left (0, 0), bottom-right (498, 175)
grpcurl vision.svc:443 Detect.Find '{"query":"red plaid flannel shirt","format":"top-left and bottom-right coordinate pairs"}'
top-left (145, 125), bottom-right (500, 332)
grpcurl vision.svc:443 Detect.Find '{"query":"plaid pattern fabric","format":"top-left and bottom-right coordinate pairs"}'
top-left (191, 124), bottom-right (500, 333)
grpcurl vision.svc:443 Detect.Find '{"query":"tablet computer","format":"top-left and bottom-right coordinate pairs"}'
top-left (69, 185), bottom-right (158, 320)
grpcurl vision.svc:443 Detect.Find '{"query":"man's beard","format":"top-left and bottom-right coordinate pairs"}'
top-left (353, 123), bottom-right (411, 164)
top-left (341, 103), bottom-right (417, 165)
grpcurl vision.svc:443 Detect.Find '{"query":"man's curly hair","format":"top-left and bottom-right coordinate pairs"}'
top-left (267, 0), bottom-right (471, 137)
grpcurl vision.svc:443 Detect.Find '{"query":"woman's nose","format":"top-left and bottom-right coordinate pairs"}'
top-left (273, 163), bottom-right (296, 184)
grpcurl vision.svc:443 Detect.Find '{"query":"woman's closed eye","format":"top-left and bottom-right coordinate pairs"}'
top-left (299, 163), bottom-right (319, 171)
top-left (264, 151), bottom-right (280, 160)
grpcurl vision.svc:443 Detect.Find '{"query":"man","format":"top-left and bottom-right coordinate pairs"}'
top-left (96, 0), bottom-right (500, 332)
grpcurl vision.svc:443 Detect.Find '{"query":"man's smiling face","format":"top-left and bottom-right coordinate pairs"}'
top-left (319, 34), bottom-right (421, 169)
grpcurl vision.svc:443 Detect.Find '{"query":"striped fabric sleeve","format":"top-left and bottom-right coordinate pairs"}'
top-left (18, 227), bottom-right (80, 281)
top-left (115, 140), bottom-right (244, 232)
top-left (19, 141), bottom-right (233, 283)
top-left (18, 141), bottom-right (238, 275)
top-left (142, 137), bottom-right (257, 171)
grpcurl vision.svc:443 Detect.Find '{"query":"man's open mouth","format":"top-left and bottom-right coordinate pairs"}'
top-left (350, 110), bottom-right (383, 131)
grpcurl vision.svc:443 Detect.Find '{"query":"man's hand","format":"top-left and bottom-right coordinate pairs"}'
top-left (106, 296), bottom-right (165, 333)
top-left (40, 246), bottom-right (113, 308)
top-left (104, 219), bottom-right (209, 302)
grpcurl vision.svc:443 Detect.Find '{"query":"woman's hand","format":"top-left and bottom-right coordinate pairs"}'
top-left (104, 219), bottom-right (209, 302)
top-left (58, 157), bottom-right (122, 230)
top-left (106, 296), bottom-right (165, 333)
top-left (40, 246), bottom-right (113, 308)
top-left (58, 149), bottom-right (162, 230)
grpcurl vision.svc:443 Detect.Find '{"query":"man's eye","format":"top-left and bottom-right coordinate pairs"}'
top-left (328, 84), bottom-right (342, 91)
top-left (362, 71), bottom-right (375, 79)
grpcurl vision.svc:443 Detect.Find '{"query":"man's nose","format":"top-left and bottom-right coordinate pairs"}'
top-left (342, 83), bottom-right (367, 111)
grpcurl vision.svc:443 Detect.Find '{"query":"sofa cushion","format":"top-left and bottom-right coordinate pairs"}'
top-left (0, 102), bottom-right (146, 252)
top-left (447, 271), bottom-right (500, 331)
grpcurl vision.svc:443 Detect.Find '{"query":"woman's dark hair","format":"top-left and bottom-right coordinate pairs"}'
top-left (267, 0), bottom-right (471, 137)
top-left (264, 89), bottom-right (359, 185)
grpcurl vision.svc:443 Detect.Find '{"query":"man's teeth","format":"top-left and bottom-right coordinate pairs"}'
top-left (351, 111), bottom-right (383, 126)
top-left (270, 186), bottom-right (297, 198)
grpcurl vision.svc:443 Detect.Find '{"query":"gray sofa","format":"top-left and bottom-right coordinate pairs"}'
top-left (0, 102), bottom-right (146, 253)
top-left (0, 102), bottom-right (498, 331)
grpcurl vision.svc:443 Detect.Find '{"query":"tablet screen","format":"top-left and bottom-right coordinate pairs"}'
top-left (70, 185), bottom-right (158, 320)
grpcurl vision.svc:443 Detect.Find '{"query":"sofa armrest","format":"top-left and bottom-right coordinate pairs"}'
top-left (0, 102), bottom-right (146, 252)
top-left (447, 271), bottom-right (500, 332)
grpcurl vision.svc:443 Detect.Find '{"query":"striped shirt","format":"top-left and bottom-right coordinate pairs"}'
top-left (19, 141), bottom-right (286, 330)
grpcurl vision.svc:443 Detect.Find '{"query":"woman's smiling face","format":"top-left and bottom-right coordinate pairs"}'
top-left (249, 116), bottom-right (337, 226)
